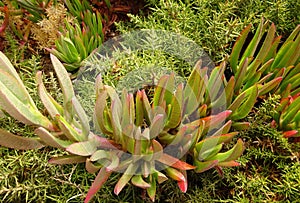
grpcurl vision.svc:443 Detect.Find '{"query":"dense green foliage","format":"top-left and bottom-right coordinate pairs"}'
top-left (0, 0), bottom-right (299, 202)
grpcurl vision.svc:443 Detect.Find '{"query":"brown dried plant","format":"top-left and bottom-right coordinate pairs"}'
top-left (31, 3), bottom-right (75, 49)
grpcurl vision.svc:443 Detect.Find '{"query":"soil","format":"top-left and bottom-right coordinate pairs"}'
top-left (91, 0), bottom-right (149, 40)
top-left (0, 36), bottom-right (5, 51)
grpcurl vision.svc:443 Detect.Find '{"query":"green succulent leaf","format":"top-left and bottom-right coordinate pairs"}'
top-left (232, 122), bottom-right (251, 131)
top-left (165, 167), bottom-right (185, 182)
top-left (135, 90), bottom-right (144, 126)
top-left (72, 96), bottom-right (90, 137)
top-left (158, 153), bottom-right (195, 170)
top-left (56, 114), bottom-right (86, 142)
top-left (153, 75), bottom-right (170, 107)
top-left (230, 24), bottom-right (252, 73)
top-left (230, 85), bottom-right (258, 120)
top-left (195, 132), bottom-right (238, 154)
top-left (48, 155), bottom-right (86, 165)
top-left (0, 54), bottom-right (54, 129)
top-left (210, 120), bottom-right (232, 136)
top-left (147, 175), bottom-right (157, 202)
top-left (34, 127), bottom-right (72, 149)
top-left (194, 159), bottom-right (218, 173)
top-left (95, 90), bottom-right (113, 135)
top-left (85, 158), bottom-right (102, 173)
top-left (84, 167), bottom-right (112, 203)
top-left (234, 57), bottom-right (249, 93)
top-left (206, 139), bottom-right (244, 162)
top-left (36, 71), bottom-right (63, 118)
top-left (66, 140), bottom-right (97, 156)
top-left (131, 175), bottom-right (151, 189)
top-left (255, 23), bottom-right (276, 63)
top-left (165, 83), bottom-right (183, 129)
top-left (0, 52), bottom-right (36, 106)
top-left (207, 62), bottom-right (225, 102)
top-left (90, 150), bottom-right (109, 162)
top-left (150, 114), bottom-right (165, 139)
top-left (280, 96), bottom-right (300, 128)
top-left (224, 76), bottom-right (235, 106)
top-left (142, 90), bottom-right (153, 124)
top-left (0, 129), bottom-right (44, 150)
top-left (258, 77), bottom-right (282, 96)
top-left (154, 170), bottom-right (168, 184)
top-left (218, 160), bottom-right (240, 167)
top-left (239, 19), bottom-right (267, 67)
top-left (50, 54), bottom-right (75, 105)
top-left (114, 163), bottom-right (138, 195)
top-left (198, 143), bottom-right (223, 161)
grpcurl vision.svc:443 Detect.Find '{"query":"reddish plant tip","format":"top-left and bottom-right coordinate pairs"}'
top-left (283, 130), bottom-right (299, 138)
top-left (0, 6), bottom-right (9, 34)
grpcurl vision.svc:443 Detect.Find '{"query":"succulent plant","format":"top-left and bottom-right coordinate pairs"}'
top-left (0, 0), bottom-right (104, 71)
top-left (0, 51), bottom-right (243, 202)
top-left (16, 0), bottom-right (52, 22)
top-left (48, 3), bottom-right (104, 71)
top-left (64, 0), bottom-right (92, 20)
top-left (272, 93), bottom-right (300, 142)
top-left (229, 18), bottom-right (300, 97)
top-left (222, 19), bottom-right (300, 131)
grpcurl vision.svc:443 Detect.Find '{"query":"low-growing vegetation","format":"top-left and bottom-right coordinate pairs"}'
top-left (0, 0), bottom-right (299, 202)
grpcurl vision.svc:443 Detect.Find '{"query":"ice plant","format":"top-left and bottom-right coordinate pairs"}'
top-left (224, 19), bottom-right (300, 131)
top-left (0, 51), bottom-right (243, 202)
top-left (16, 0), bottom-right (51, 22)
top-left (272, 93), bottom-right (300, 142)
top-left (229, 18), bottom-right (300, 97)
top-left (48, 6), bottom-right (104, 71)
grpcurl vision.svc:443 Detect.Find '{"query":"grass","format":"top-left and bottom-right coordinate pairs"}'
top-left (0, 0), bottom-right (300, 202)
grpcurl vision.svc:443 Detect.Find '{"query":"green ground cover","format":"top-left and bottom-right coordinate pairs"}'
top-left (0, 0), bottom-right (299, 202)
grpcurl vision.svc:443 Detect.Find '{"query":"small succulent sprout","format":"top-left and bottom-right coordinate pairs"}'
top-left (49, 5), bottom-right (104, 71)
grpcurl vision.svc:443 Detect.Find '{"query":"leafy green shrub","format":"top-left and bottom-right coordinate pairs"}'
top-left (117, 0), bottom-right (299, 63)
top-left (220, 95), bottom-right (300, 202)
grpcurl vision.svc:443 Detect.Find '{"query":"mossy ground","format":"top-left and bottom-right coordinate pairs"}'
top-left (0, 0), bottom-right (300, 202)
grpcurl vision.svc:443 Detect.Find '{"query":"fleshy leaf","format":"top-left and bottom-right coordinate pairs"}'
top-left (207, 139), bottom-right (244, 162)
top-left (48, 155), bottom-right (86, 164)
top-left (158, 153), bottom-right (195, 170)
top-left (147, 175), bottom-right (156, 202)
top-left (165, 167), bottom-right (185, 182)
top-left (66, 140), bottom-right (97, 156)
top-left (34, 127), bottom-right (72, 149)
top-left (84, 167), bottom-right (112, 203)
top-left (177, 170), bottom-right (188, 193)
top-left (114, 163), bottom-right (138, 195)
top-left (0, 129), bottom-right (44, 150)
top-left (36, 71), bottom-right (63, 118)
top-left (50, 54), bottom-right (75, 104)
top-left (194, 159), bottom-right (219, 173)
top-left (131, 175), bottom-right (151, 189)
